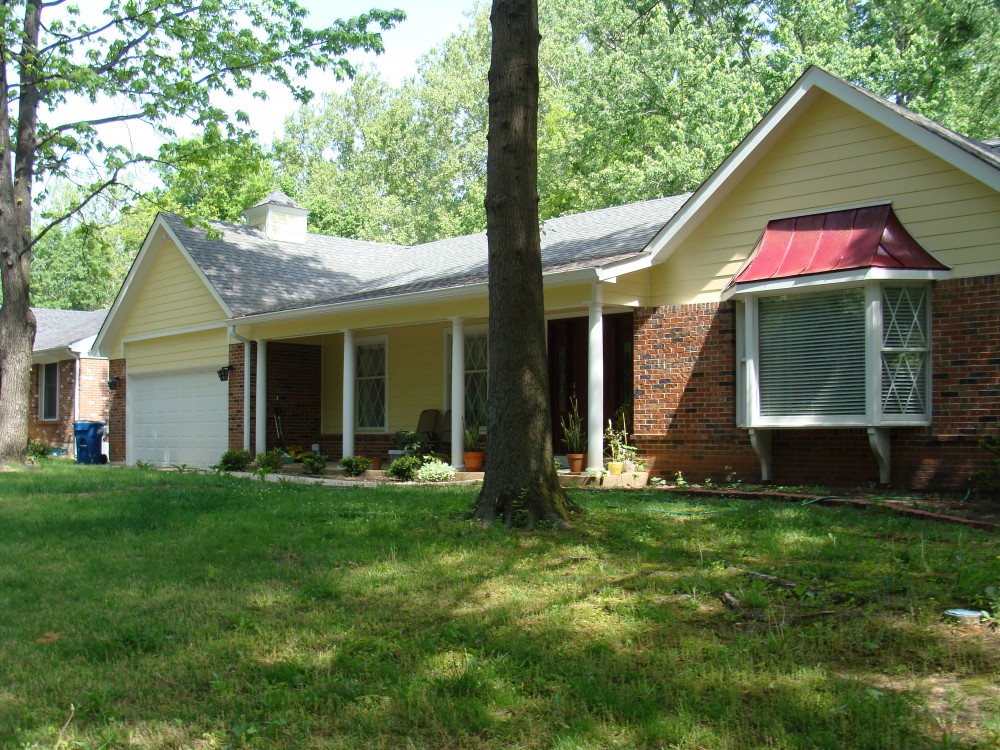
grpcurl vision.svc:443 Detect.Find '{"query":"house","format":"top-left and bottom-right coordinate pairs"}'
top-left (30, 307), bottom-right (110, 456)
top-left (94, 67), bottom-right (1000, 489)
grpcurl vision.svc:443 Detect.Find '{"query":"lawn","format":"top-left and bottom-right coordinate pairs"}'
top-left (1, 464), bottom-right (997, 750)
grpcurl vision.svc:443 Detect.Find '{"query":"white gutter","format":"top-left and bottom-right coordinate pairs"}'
top-left (230, 267), bottom-right (602, 327)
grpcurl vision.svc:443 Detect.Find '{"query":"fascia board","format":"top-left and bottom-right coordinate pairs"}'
top-left (94, 214), bottom-right (233, 357)
top-left (231, 267), bottom-right (600, 327)
top-left (722, 267), bottom-right (951, 301)
top-left (32, 346), bottom-right (74, 364)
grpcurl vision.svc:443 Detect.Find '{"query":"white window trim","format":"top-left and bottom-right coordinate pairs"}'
top-left (443, 324), bottom-right (488, 428)
top-left (355, 334), bottom-right (387, 433)
top-left (39, 362), bottom-right (59, 421)
top-left (736, 279), bottom-right (933, 430)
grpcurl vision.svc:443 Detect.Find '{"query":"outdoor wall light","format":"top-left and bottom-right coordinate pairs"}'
top-left (107, 376), bottom-right (121, 390)
top-left (217, 364), bottom-right (236, 382)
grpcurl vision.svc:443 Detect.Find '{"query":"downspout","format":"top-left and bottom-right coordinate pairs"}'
top-left (228, 324), bottom-right (252, 452)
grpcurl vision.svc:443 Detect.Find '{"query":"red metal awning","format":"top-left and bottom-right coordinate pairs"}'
top-left (728, 205), bottom-right (947, 288)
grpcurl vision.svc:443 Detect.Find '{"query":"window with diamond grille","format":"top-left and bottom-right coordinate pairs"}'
top-left (448, 333), bottom-right (488, 429)
top-left (881, 286), bottom-right (929, 416)
top-left (355, 342), bottom-right (386, 429)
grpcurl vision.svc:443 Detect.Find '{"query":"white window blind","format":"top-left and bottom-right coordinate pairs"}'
top-left (758, 289), bottom-right (866, 417)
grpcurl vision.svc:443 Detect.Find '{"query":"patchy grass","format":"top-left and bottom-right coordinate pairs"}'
top-left (1, 464), bottom-right (997, 749)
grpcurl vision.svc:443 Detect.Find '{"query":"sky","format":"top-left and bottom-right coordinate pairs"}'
top-left (200, 0), bottom-right (482, 145)
top-left (41, 0), bottom-right (481, 196)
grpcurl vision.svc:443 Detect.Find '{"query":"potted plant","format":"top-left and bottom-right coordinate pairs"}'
top-left (388, 430), bottom-right (422, 462)
top-left (463, 421), bottom-right (485, 472)
top-left (604, 417), bottom-right (629, 474)
top-left (560, 396), bottom-right (587, 473)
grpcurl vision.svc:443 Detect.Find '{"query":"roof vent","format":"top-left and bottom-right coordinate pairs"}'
top-left (242, 189), bottom-right (309, 244)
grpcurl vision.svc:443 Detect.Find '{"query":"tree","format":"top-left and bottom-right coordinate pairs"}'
top-left (473, 0), bottom-right (579, 528)
top-left (0, 0), bottom-right (402, 462)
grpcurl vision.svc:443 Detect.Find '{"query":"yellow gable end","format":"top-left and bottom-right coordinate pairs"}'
top-left (119, 233), bottom-right (226, 338)
top-left (650, 92), bottom-right (1000, 306)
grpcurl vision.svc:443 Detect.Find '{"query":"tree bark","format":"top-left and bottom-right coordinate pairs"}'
top-left (474, 0), bottom-right (580, 528)
top-left (0, 2), bottom-right (41, 463)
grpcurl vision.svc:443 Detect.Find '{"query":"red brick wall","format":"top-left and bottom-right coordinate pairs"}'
top-left (108, 359), bottom-right (126, 462)
top-left (633, 302), bottom-right (759, 484)
top-left (27, 360), bottom-right (76, 449)
top-left (228, 343), bottom-right (247, 452)
top-left (265, 342), bottom-right (322, 451)
top-left (78, 358), bottom-right (109, 421)
top-left (632, 274), bottom-right (1000, 491)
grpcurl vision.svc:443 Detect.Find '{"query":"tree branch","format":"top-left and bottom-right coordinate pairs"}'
top-left (30, 167), bottom-right (123, 248)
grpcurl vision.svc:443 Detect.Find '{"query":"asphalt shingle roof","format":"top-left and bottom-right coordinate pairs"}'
top-left (32, 308), bottom-right (107, 352)
top-left (164, 193), bottom-right (690, 317)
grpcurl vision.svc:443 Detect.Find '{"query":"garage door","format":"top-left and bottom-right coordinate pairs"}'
top-left (128, 369), bottom-right (228, 467)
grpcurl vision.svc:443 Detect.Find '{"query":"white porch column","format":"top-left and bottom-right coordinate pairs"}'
top-left (255, 340), bottom-right (267, 455)
top-left (342, 329), bottom-right (356, 459)
top-left (587, 301), bottom-right (604, 471)
top-left (450, 317), bottom-right (466, 468)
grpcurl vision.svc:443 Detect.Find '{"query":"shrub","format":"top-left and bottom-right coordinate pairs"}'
top-left (416, 458), bottom-right (455, 483)
top-left (388, 454), bottom-right (423, 481)
top-left (27, 439), bottom-right (51, 461)
top-left (218, 449), bottom-right (251, 472)
top-left (971, 435), bottom-right (1000, 496)
top-left (340, 455), bottom-right (371, 477)
top-left (301, 453), bottom-right (329, 476)
top-left (393, 430), bottom-right (424, 452)
top-left (255, 448), bottom-right (286, 473)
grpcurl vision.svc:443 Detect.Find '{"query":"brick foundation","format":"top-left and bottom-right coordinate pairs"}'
top-left (632, 274), bottom-right (1000, 491)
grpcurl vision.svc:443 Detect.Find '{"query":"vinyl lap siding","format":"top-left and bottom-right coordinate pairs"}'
top-left (649, 92), bottom-right (1000, 305)
top-left (124, 329), bottom-right (228, 374)
top-left (118, 236), bottom-right (226, 341)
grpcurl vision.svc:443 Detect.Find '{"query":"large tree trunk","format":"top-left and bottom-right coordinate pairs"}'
top-left (474, 0), bottom-right (580, 528)
top-left (0, 1), bottom-right (41, 463)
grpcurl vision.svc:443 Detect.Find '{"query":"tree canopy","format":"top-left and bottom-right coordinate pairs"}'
top-left (0, 0), bottom-right (402, 461)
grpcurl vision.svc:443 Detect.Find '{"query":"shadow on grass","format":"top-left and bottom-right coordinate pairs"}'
top-left (0, 467), bottom-right (996, 749)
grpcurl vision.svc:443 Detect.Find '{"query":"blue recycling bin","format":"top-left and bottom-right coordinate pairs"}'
top-left (73, 421), bottom-right (106, 465)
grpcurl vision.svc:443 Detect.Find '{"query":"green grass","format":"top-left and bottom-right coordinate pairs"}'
top-left (1, 464), bottom-right (998, 749)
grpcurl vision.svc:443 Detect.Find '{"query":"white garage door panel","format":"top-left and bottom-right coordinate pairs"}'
top-left (129, 370), bottom-right (228, 467)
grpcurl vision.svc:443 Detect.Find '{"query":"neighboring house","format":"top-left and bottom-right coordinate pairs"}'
top-left (30, 308), bottom-right (110, 455)
top-left (95, 67), bottom-right (1000, 489)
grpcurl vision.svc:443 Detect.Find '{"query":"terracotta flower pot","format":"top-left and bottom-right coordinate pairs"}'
top-left (463, 451), bottom-right (485, 472)
top-left (566, 453), bottom-right (585, 473)
top-left (370, 456), bottom-right (382, 470)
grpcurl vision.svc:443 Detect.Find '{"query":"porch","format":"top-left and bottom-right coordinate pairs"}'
top-left (230, 309), bottom-right (635, 471)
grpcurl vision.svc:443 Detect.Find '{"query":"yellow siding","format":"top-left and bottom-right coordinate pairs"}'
top-left (112, 232), bottom-right (226, 347)
top-left (650, 93), bottom-right (1000, 305)
top-left (320, 323), bottom-right (451, 434)
top-left (602, 269), bottom-right (649, 307)
top-left (124, 329), bottom-right (228, 374)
